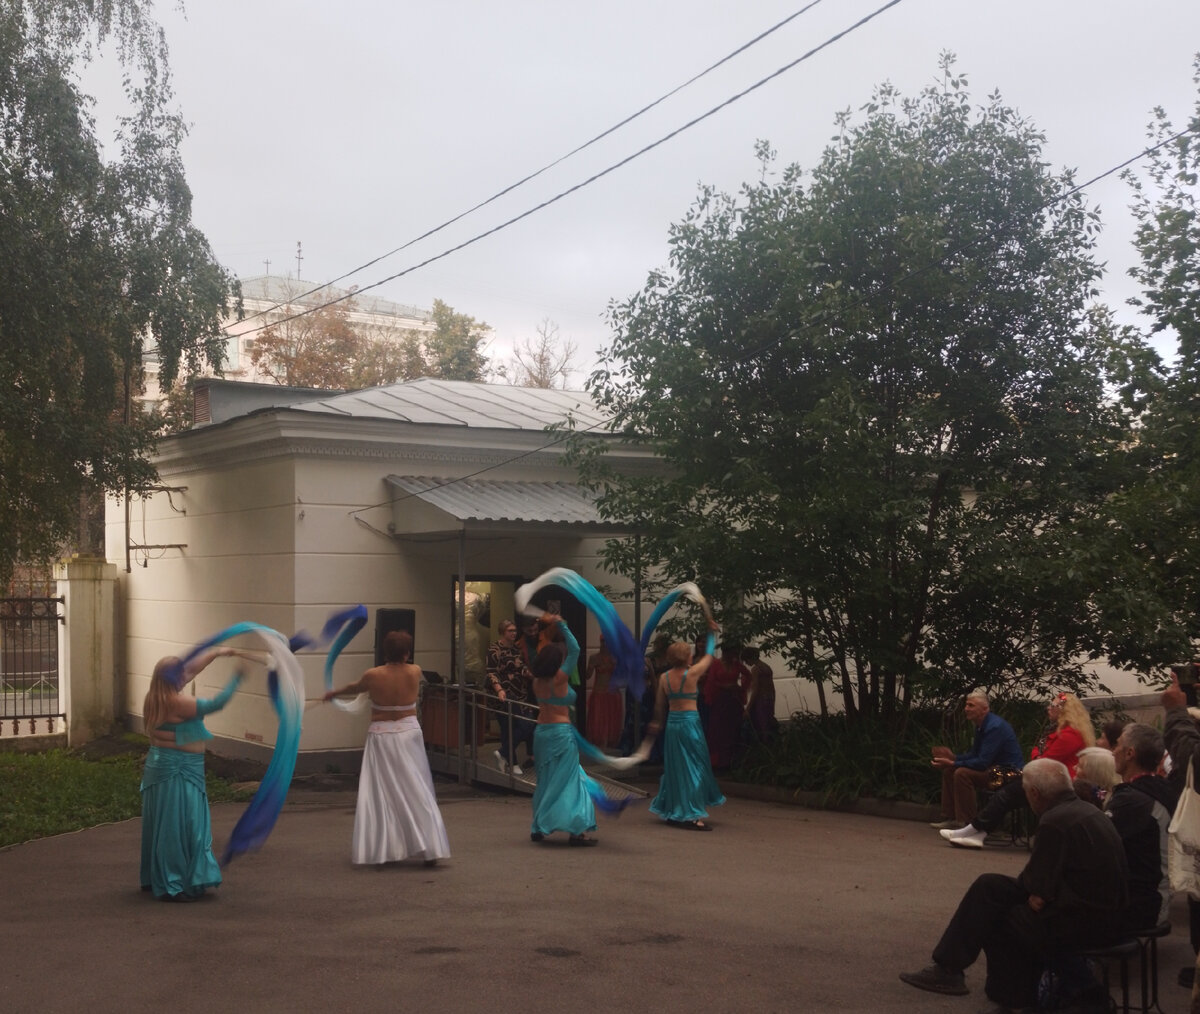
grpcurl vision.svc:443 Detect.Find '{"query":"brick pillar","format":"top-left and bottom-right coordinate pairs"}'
top-left (55, 554), bottom-right (119, 746)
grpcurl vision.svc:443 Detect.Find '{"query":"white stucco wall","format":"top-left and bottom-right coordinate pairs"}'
top-left (105, 404), bottom-right (655, 764)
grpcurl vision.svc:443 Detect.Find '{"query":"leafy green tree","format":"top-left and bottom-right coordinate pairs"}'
top-left (576, 59), bottom-right (1149, 721)
top-left (0, 1), bottom-right (237, 581)
top-left (346, 329), bottom-right (426, 389)
top-left (1100, 56), bottom-right (1200, 668)
top-left (426, 299), bottom-right (491, 381)
top-left (247, 292), bottom-right (491, 392)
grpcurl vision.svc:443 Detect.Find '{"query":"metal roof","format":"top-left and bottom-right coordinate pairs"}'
top-left (386, 475), bottom-right (612, 528)
top-left (291, 378), bottom-right (608, 430)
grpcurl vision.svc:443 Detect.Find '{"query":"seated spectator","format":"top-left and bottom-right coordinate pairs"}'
top-left (1098, 718), bottom-right (1129, 751)
top-left (1107, 722), bottom-right (1178, 930)
top-left (942, 691), bottom-right (1094, 849)
top-left (930, 689), bottom-right (1024, 833)
top-left (1073, 746), bottom-right (1119, 808)
top-left (900, 758), bottom-right (1128, 1011)
top-left (1161, 671), bottom-right (1200, 991)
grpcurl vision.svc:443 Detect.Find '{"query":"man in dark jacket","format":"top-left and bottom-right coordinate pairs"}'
top-left (930, 688), bottom-right (1025, 831)
top-left (1108, 722), bottom-right (1178, 930)
top-left (901, 758), bottom-right (1129, 1011)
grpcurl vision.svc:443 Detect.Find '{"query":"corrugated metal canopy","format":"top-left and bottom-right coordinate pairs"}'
top-left (386, 475), bottom-right (624, 535)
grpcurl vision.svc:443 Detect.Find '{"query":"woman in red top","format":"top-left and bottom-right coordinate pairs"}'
top-left (1029, 692), bottom-right (1095, 778)
top-left (941, 691), bottom-right (1095, 849)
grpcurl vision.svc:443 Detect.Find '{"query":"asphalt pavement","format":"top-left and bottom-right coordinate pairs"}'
top-left (3, 778), bottom-right (1196, 1014)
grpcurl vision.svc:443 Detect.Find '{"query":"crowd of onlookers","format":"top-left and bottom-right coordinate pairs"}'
top-left (903, 678), bottom-right (1200, 1013)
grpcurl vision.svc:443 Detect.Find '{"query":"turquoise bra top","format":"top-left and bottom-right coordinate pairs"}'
top-left (665, 668), bottom-right (698, 701)
top-left (154, 675), bottom-right (240, 746)
top-left (541, 685), bottom-right (576, 707)
top-left (157, 717), bottom-right (212, 745)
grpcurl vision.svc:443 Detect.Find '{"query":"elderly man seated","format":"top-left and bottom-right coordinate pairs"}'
top-left (900, 758), bottom-right (1128, 1013)
top-left (1108, 722), bottom-right (1177, 931)
top-left (930, 688), bottom-right (1024, 832)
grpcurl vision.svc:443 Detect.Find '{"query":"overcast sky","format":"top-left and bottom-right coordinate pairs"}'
top-left (90, 1), bottom-right (1200, 380)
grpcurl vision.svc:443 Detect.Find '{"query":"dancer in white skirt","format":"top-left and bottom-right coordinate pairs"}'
top-left (323, 630), bottom-right (450, 866)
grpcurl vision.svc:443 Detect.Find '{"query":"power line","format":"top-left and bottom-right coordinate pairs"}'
top-left (234, 0), bottom-right (907, 340)
top-left (231, 0), bottom-right (829, 330)
top-left (347, 123), bottom-right (1200, 520)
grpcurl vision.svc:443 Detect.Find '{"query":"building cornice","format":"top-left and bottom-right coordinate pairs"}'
top-left (152, 409), bottom-right (661, 478)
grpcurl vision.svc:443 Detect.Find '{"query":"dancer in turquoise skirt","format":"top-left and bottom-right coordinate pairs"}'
top-left (648, 621), bottom-right (724, 830)
top-left (140, 647), bottom-right (261, 899)
top-left (528, 613), bottom-right (629, 844)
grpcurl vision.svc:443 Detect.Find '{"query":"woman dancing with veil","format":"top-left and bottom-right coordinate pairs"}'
top-left (324, 630), bottom-right (450, 866)
top-left (528, 612), bottom-right (634, 845)
top-left (647, 617), bottom-right (725, 830)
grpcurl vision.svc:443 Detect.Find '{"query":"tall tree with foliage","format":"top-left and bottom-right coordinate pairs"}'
top-left (245, 291), bottom-right (492, 393)
top-left (425, 299), bottom-right (491, 381)
top-left (575, 59), bottom-right (1150, 721)
top-left (0, 1), bottom-right (238, 582)
top-left (1099, 57), bottom-right (1200, 669)
top-left (248, 288), bottom-right (367, 389)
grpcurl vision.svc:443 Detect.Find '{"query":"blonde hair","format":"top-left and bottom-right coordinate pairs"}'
top-left (143, 656), bottom-right (180, 734)
top-left (1055, 693), bottom-right (1097, 748)
top-left (1075, 746), bottom-right (1118, 790)
top-left (665, 642), bottom-right (693, 668)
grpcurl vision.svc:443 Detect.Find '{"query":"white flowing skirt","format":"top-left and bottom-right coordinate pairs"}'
top-left (352, 718), bottom-right (451, 864)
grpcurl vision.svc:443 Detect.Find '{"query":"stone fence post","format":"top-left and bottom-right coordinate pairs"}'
top-left (55, 554), bottom-right (119, 747)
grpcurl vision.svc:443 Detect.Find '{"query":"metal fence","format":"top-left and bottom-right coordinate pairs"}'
top-left (420, 681), bottom-right (648, 803)
top-left (0, 596), bottom-right (64, 735)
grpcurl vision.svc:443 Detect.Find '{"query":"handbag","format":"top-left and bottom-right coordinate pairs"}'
top-left (1168, 755), bottom-right (1200, 896)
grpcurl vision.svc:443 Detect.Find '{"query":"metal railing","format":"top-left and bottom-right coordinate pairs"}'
top-left (0, 596), bottom-right (65, 735)
top-left (419, 681), bottom-right (648, 801)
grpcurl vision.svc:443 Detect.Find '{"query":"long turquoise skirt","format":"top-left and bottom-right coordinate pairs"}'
top-left (140, 747), bottom-right (222, 899)
top-left (650, 710), bottom-right (726, 823)
top-left (530, 723), bottom-right (597, 836)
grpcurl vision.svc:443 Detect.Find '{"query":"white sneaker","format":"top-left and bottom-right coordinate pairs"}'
top-left (941, 823), bottom-right (979, 841)
top-left (511, 764), bottom-right (524, 776)
top-left (949, 830), bottom-right (986, 849)
top-left (493, 749), bottom-right (508, 773)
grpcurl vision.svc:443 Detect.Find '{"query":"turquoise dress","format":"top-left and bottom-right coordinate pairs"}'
top-left (530, 685), bottom-right (599, 837)
top-left (530, 624), bottom-right (599, 837)
top-left (650, 669), bottom-right (726, 823)
top-left (139, 676), bottom-right (238, 899)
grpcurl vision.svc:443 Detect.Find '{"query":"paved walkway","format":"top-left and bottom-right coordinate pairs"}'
top-left (3, 780), bottom-right (1196, 1013)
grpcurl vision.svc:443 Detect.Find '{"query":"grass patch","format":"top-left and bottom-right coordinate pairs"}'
top-left (0, 740), bottom-right (254, 849)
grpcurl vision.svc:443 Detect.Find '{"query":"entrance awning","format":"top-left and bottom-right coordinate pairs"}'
top-left (385, 475), bottom-right (629, 537)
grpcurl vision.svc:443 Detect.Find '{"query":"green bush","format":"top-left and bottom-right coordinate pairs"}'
top-left (733, 699), bottom-right (1058, 806)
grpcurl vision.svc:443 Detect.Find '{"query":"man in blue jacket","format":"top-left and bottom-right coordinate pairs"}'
top-left (930, 689), bottom-right (1024, 832)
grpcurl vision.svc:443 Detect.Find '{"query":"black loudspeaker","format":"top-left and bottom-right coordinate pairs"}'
top-left (375, 608), bottom-right (416, 665)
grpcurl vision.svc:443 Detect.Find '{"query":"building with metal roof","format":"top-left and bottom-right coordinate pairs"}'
top-left (105, 377), bottom-right (660, 775)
